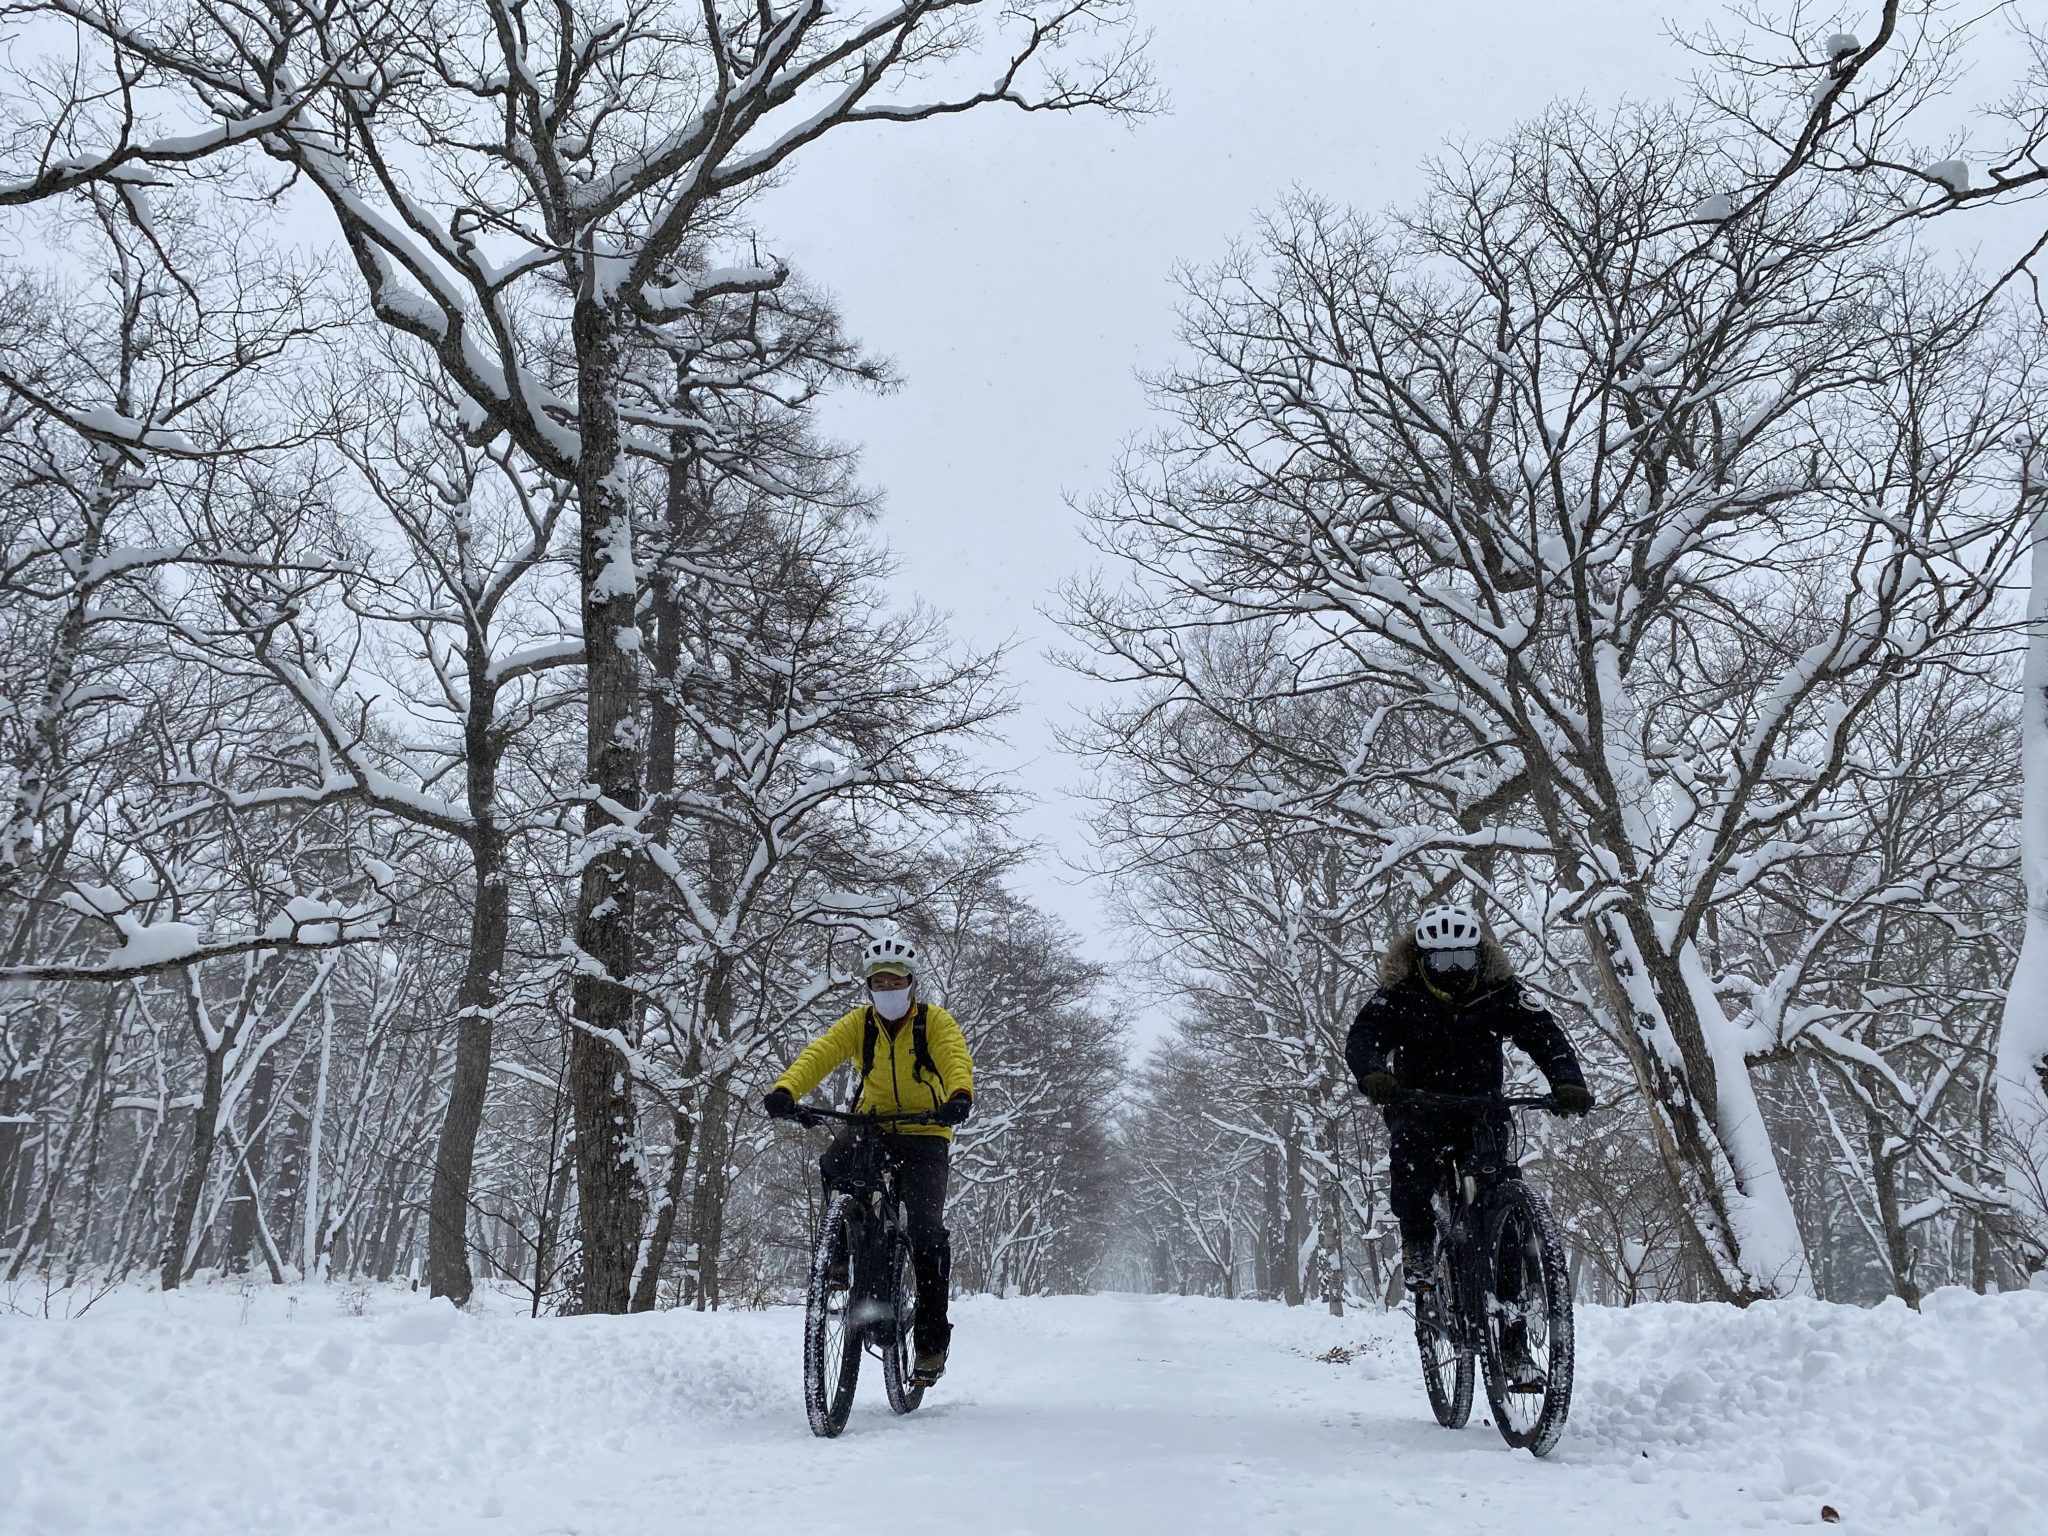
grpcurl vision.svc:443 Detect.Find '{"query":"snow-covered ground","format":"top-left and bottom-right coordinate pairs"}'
top-left (3, 1283), bottom-right (2043, 1536)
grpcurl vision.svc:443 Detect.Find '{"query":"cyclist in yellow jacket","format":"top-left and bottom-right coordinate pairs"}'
top-left (764, 935), bottom-right (974, 1384)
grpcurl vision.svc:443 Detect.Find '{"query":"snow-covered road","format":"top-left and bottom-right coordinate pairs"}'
top-left (4, 1285), bottom-right (2044, 1536)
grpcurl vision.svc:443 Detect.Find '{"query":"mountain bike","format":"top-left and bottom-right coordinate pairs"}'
top-left (1400, 1090), bottom-right (1576, 1457)
top-left (780, 1105), bottom-right (938, 1438)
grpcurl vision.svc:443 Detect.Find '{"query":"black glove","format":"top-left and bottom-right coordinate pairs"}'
top-left (1359, 1072), bottom-right (1400, 1106)
top-left (763, 1087), bottom-right (798, 1121)
top-left (935, 1091), bottom-right (973, 1127)
top-left (1549, 1084), bottom-right (1593, 1118)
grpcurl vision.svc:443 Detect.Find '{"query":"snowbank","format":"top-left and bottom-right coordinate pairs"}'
top-left (1, 1283), bottom-right (2042, 1535)
top-left (1571, 1288), bottom-right (2048, 1532)
top-left (0, 1285), bottom-right (795, 1535)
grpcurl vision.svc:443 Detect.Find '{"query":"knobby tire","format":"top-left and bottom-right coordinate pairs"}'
top-left (1414, 1238), bottom-right (1475, 1430)
top-left (803, 1193), bottom-right (861, 1438)
top-left (879, 1220), bottom-right (926, 1415)
top-left (1480, 1181), bottom-right (1575, 1456)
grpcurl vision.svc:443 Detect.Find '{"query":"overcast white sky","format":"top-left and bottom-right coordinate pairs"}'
top-left (758, 1), bottom-right (1723, 989)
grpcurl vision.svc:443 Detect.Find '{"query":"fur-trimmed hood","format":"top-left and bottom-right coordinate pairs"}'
top-left (1379, 931), bottom-right (1518, 990)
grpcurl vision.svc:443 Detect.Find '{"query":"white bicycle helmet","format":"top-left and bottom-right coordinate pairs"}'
top-left (861, 935), bottom-right (918, 978)
top-left (1413, 905), bottom-right (1484, 951)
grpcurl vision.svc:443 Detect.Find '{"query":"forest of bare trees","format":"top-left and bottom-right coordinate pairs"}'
top-left (0, 0), bottom-right (1151, 1312)
top-left (3, 0), bottom-right (2047, 1326)
top-left (1072, 2), bottom-right (2048, 1310)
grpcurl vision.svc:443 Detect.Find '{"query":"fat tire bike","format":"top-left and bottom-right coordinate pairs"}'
top-left (1401, 1090), bottom-right (1577, 1457)
top-left (781, 1105), bottom-right (939, 1439)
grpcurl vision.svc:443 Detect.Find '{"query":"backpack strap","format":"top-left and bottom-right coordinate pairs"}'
top-left (910, 1002), bottom-right (940, 1087)
top-left (860, 1001), bottom-right (944, 1092)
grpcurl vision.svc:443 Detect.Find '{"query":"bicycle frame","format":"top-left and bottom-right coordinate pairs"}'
top-left (793, 1106), bottom-right (935, 1349)
top-left (843, 1177), bottom-right (910, 1348)
top-left (1405, 1092), bottom-right (1554, 1353)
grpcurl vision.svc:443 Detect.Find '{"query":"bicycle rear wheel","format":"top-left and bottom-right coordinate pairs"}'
top-left (1480, 1181), bottom-right (1574, 1456)
top-left (803, 1194), bottom-right (862, 1438)
top-left (879, 1226), bottom-right (926, 1415)
top-left (1413, 1239), bottom-right (1474, 1429)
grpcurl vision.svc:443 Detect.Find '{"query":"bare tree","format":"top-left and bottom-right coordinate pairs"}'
top-left (630, 443), bottom-right (1014, 1307)
top-left (1688, 0), bottom-right (2048, 1277)
top-left (1070, 102), bottom-right (2047, 1300)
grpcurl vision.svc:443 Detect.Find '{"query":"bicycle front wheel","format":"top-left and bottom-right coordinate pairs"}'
top-left (803, 1194), bottom-right (862, 1438)
top-left (879, 1226), bottom-right (926, 1415)
top-left (1480, 1181), bottom-right (1574, 1456)
top-left (1414, 1239), bottom-right (1474, 1429)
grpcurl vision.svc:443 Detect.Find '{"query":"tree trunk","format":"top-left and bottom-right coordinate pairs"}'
top-left (427, 821), bottom-right (509, 1305)
top-left (0, 464), bottom-right (114, 881)
top-left (160, 1047), bottom-right (225, 1292)
top-left (0, 1003), bottom-right (51, 1240)
top-left (683, 1082), bottom-right (733, 1310)
top-left (533, 1142), bottom-right (575, 1316)
top-left (1318, 1114), bottom-right (1346, 1317)
top-left (1998, 502), bottom-right (2048, 1271)
top-left (0, 472), bottom-right (117, 1259)
top-left (369, 1173), bottom-right (406, 1283)
top-left (5, 999), bottom-right (116, 1280)
top-left (1866, 1100), bottom-right (1922, 1308)
top-left (1973, 1074), bottom-right (1998, 1292)
top-left (568, 289), bottom-right (648, 1314)
top-left (60, 1012), bottom-right (117, 1285)
top-left (300, 995), bottom-right (333, 1281)
top-left (104, 1107), bottom-right (163, 1280)
top-left (1281, 1132), bottom-right (1306, 1307)
top-left (629, 439), bottom-right (709, 1314)
top-left (632, 1105), bottom-right (697, 1312)
top-left (0, 1076), bottom-right (27, 1244)
top-left (1586, 904), bottom-right (1813, 1303)
top-left (227, 1126), bottom-right (287, 1284)
top-left (226, 1046), bottom-right (279, 1275)
top-left (1256, 1143), bottom-right (1281, 1300)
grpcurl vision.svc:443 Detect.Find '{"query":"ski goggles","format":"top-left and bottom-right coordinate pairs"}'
top-left (1421, 946), bottom-right (1482, 975)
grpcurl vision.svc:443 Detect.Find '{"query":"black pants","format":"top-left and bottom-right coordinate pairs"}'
top-left (820, 1131), bottom-right (952, 1354)
top-left (1386, 1107), bottom-right (1509, 1250)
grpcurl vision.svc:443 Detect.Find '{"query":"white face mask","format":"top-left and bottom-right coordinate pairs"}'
top-left (870, 984), bottom-right (913, 1021)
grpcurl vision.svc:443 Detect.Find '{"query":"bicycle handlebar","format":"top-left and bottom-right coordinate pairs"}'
top-left (773, 1103), bottom-right (941, 1129)
top-left (1393, 1089), bottom-right (1573, 1112)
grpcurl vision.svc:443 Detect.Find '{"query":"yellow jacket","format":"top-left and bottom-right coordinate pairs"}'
top-left (772, 1002), bottom-right (975, 1141)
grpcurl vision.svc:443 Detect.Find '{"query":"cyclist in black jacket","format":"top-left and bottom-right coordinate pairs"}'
top-left (1347, 905), bottom-right (1592, 1294)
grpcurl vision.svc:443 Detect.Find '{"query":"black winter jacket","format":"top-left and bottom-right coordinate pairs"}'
top-left (1346, 933), bottom-right (1586, 1104)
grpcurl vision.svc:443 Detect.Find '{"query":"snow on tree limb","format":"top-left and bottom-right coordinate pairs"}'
top-left (0, 902), bottom-right (390, 984)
